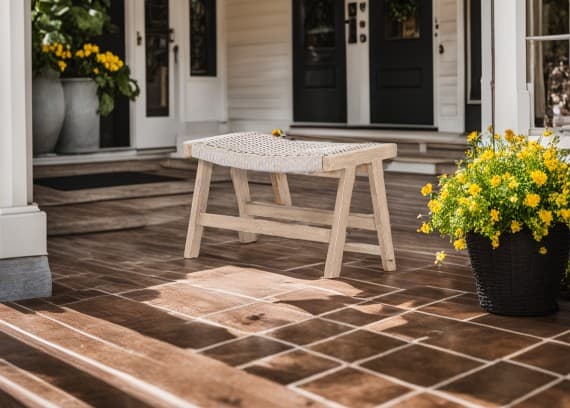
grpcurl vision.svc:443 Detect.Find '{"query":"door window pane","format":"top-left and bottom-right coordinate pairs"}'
top-left (145, 0), bottom-right (170, 117)
top-left (527, 0), bottom-right (570, 127)
top-left (304, 0), bottom-right (336, 52)
top-left (190, 0), bottom-right (217, 76)
top-left (386, 0), bottom-right (420, 40)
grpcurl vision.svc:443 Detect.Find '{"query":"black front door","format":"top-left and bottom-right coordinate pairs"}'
top-left (370, 0), bottom-right (433, 125)
top-left (293, 0), bottom-right (346, 123)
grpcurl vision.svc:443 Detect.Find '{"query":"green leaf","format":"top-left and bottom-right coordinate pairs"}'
top-left (98, 92), bottom-right (114, 116)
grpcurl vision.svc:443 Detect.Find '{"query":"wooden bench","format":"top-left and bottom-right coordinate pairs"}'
top-left (183, 131), bottom-right (397, 278)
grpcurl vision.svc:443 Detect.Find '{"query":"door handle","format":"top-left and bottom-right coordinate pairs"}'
top-left (136, 31), bottom-right (142, 46)
top-left (439, 44), bottom-right (445, 54)
top-left (169, 28), bottom-right (175, 43)
top-left (173, 44), bottom-right (179, 64)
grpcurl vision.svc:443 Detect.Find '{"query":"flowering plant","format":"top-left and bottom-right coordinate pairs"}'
top-left (418, 129), bottom-right (570, 264)
top-left (43, 42), bottom-right (140, 116)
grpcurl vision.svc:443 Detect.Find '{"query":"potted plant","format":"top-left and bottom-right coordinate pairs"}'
top-left (31, 41), bottom-right (71, 155)
top-left (31, 0), bottom-right (131, 154)
top-left (57, 43), bottom-right (139, 153)
top-left (418, 129), bottom-right (570, 316)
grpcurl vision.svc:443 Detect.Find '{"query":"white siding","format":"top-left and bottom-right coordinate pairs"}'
top-left (225, 0), bottom-right (293, 132)
top-left (436, 0), bottom-right (465, 132)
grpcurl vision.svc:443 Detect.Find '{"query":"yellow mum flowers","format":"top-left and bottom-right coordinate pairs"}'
top-left (524, 193), bottom-right (541, 208)
top-left (421, 183), bottom-right (433, 196)
top-left (530, 170), bottom-right (547, 187)
top-left (418, 128), bottom-right (570, 258)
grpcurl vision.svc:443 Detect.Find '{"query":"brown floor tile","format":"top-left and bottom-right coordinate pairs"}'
top-left (300, 367), bottom-right (411, 407)
top-left (440, 362), bottom-right (555, 407)
top-left (368, 312), bottom-right (462, 341)
top-left (270, 288), bottom-right (360, 315)
top-left (473, 313), bottom-right (570, 338)
top-left (206, 302), bottom-right (310, 333)
top-left (69, 295), bottom-right (240, 349)
top-left (183, 266), bottom-right (303, 298)
top-left (244, 350), bottom-right (339, 385)
top-left (512, 342), bottom-right (570, 375)
top-left (423, 320), bottom-right (540, 360)
top-left (554, 331), bottom-right (570, 344)
top-left (322, 301), bottom-right (405, 326)
top-left (395, 393), bottom-right (466, 408)
top-left (513, 380), bottom-right (570, 408)
top-left (377, 286), bottom-right (461, 309)
top-left (123, 282), bottom-right (250, 317)
top-left (310, 330), bottom-right (405, 362)
top-left (362, 344), bottom-right (481, 387)
top-left (304, 278), bottom-right (397, 299)
top-left (267, 318), bottom-right (352, 345)
top-left (419, 293), bottom-right (488, 320)
top-left (201, 336), bottom-right (291, 367)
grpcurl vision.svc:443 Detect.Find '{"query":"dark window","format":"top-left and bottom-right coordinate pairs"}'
top-left (145, 0), bottom-right (170, 117)
top-left (190, 0), bottom-right (217, 76)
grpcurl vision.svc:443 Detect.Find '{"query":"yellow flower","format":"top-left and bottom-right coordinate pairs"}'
top-left (434, 251), bottom-right (446, 265)
top-left (504, 129), bottom-right (515, 142)
top-left (93, 67), bottom-right (100, 75)
top-left (467, 131), bottom-right (478, 142)
top-left (530, 170), bottom-right (547, 187)
top-left (428, 199), bottom-right (442, 213)
top-left (421, 183), bottom-right (433, 196)
top-left (558, 209), bottom-right (570, 222)
top-left (509, 195), bottom-right (518, 204)
top-left (524, 193), bottom-right (540, 208)
top-left (456, 171), bottom-right (466, 184)
top-left (453, 238), bottom-right (467, 250)
top-left (490, 209), bottom-right (500, 223)
top-left (271, 128), bottom-right (284, 137)
top-left (480, 150), bottom-right (494, 161)
top-left (543, 128), bottom-right (553, 137)
top-left (418, 223), bottom-right (431, 234)
top-left (511, 220), bottom-right (522, 233)
top-left (468, 184), bottom-right (482, 196)
top-left (490, 175), bottom-right (502, 188)
top-left (539, 246), bottom-right (548, 255)
top-left (440, 189), bottom-right (449, 200)
top-left (41, 44), bottom-right (50, 53)
top-left (538, 209), bottom-right (553, 226)
top-left (57, 60), bottom-right (67, 72)
top-left (455, 228), bottom-right (464, 237)
top-left (491, 232), bottom-right (501, 249)
top-left (508, 179), bottom-right (519, 189)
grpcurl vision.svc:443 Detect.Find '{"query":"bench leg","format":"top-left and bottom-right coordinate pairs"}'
top-left (231, 168), bottom-right (257, 243)
top-left (368, 159), bottom-right (396, 271)
top-left (324, 166), bottom-right (356, 278)
top-left (271, 173), bottom-right (292, 206)
top-left (185, 160), bottom-right (213, 258)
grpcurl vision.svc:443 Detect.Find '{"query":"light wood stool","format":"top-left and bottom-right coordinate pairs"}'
top-left (183, 132), bottom-right (397, 278)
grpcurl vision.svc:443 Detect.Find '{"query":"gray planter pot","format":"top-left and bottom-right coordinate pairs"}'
top-left (57, 78), bottom-right (100, 154)
top-left (32, 69), bottom-right (65, 156)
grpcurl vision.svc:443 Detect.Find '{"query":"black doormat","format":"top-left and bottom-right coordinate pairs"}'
top-left (35, 171), bottom-right (185, 191)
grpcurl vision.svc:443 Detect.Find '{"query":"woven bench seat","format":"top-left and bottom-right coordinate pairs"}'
top-left (183, 131), bottom-right (397, 173)
top-left (183, 131), bottom-right (398, 278)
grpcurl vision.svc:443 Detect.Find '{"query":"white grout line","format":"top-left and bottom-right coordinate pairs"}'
top-left (505, 378), bottom-right (563, 407)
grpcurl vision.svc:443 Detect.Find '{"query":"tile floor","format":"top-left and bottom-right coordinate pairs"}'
top-left (0, 167), bottom-right (567, 407)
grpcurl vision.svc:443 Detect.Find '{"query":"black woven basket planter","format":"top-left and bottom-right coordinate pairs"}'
top-left (466, 224), bottom-right (570, 316)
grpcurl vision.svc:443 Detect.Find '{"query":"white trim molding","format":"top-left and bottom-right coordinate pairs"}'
top-left (0, 0), bottom-right (48, 259)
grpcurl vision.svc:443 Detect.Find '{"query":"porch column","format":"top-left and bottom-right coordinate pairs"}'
top-left (0, 0), bottom-right (51, 301)
top-left (481, 0), bottom-right (530, 133)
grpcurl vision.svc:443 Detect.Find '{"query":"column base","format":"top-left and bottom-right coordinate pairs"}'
top-left (0, 256), bottom-right (51, 302)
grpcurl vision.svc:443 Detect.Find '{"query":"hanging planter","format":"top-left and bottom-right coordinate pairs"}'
top-left (418, 129), bottom-right (570, 316)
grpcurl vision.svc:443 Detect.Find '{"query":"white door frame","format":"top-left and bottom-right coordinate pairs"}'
top-left (128, 0), bottom-right (180, 150)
